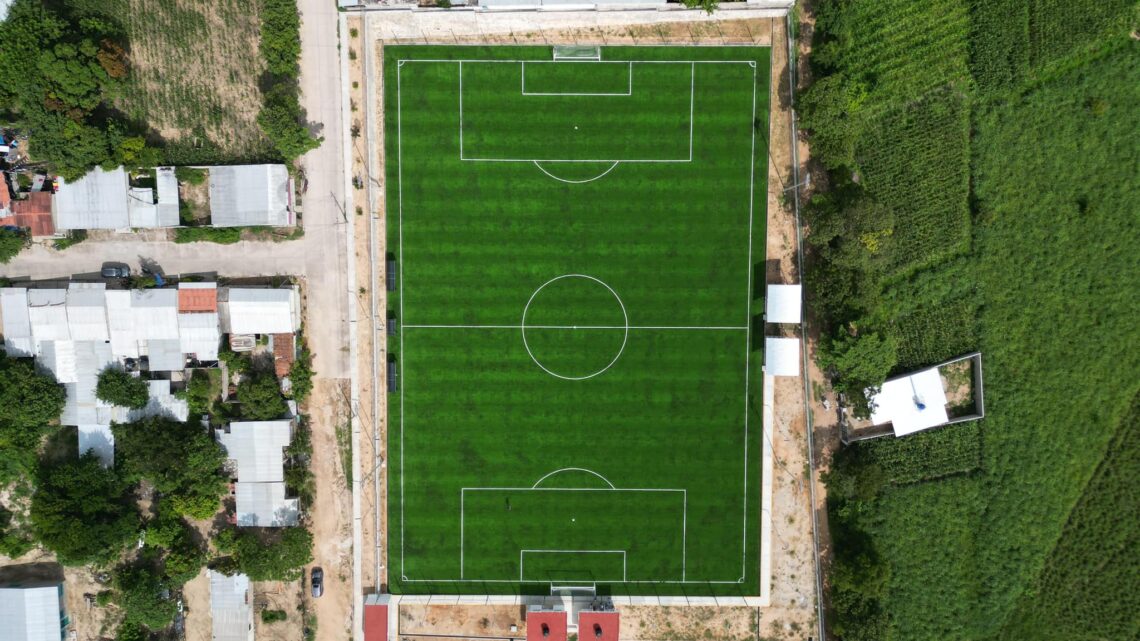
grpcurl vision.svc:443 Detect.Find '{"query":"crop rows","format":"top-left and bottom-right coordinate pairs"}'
top-left (891, 298), bottom-right (978, 372)
top-left (858, 421), bottom-right (982, 486)
top-left (1028, 0), bottom-right (1135, 70)
top-left (855, 90), bottom-right (971, 276)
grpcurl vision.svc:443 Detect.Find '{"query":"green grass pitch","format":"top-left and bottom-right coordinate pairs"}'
top-left (384, 45), bottom-right (770, 597)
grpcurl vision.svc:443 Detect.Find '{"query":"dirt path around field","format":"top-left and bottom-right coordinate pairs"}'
top-left (367, 12), bottom-right (823, 641)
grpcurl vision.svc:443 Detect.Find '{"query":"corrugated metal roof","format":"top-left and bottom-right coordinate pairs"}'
top-left (217, 421), bottom-right (292, 483)
top-left (54, 166), bottom-right (130, 230)
top-left (146, 339), bottom-right (184, 371)
top-left (763, 337), bottom-right (800, 377)
top-left (207, 165), bottom-right (291, 227)
top-left (209, 571), bottom-right (253, 641)
top-left (1, 287), bottom-right (33, 357)
top-left (222, 288), bottom-right (296, 335)
top-left (765, 284), bottom-right (802, 324)
top-left (66, 283), bottom-right (109, 341)
top-left (155, 167), bottom-right (179, 227)
top-left (127, 187), bottom-right (158, 228)
top-left (126, 379), bottom-right (189, 423)
top-left (78, 424), bottom-right (115, 467)
top-left (130, 289), bottom-right (179, 339)
top-left (179, 312), bottom-right (220, 361)
top-left (0, 585), bottom-right (63, 641)
top-left (27, 289), bottom-right (70, 345)
top-left (105, 290), bottom-right (138, 359)
top-left (234, 482), bottom-right (299, 527)
top-left (40, 340), bottom-right (77, 384)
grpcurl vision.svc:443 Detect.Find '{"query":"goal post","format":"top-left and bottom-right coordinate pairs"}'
top-left (553, 45), bottom-right (601, 61)
top-left (550, 582), bottom-right (597, 597)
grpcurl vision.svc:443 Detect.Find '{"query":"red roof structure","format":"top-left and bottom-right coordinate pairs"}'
top-left (526, 609), bottom-right (567, 641)
top-left (178, 287), bottom-right (218, 313)
top-left (272, 333), bottom-right (295, 377)
top-left (578, 611), bottom-right (619, 641)
top-left (0, 180), bottom-right (10, 211)
top-left (10, 192), bottom-right (54, 237)
top-left (363, 596), bottom-right (388, 641)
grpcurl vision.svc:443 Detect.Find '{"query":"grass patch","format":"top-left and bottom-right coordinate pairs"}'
top-left (386, 45), bottom-right (768, 596)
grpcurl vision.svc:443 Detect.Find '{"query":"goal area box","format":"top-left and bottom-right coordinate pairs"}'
top-left (384, 44), bottom-right (770, 598)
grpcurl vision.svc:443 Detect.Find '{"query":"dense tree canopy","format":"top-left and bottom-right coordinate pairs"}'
top-left (96, 368), bottom-right (150, 409)
top-left (113, 416), bottom-right (227, 519)
top-left (113, 564), bottom-right (177, 631)
top-left (29, 453), bottom-right (140, 565)
top-left (214, 526), bottom-right (312, 581)
top-left (236, 372), bottom-right (289, 421)
top-left (0, 229), bottom-right (27, 264)
top-left (0, 354), bottom-right (66, 482)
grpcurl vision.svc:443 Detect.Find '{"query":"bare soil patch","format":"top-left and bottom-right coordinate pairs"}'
top-left (399, 604), bottom-right (526, 637)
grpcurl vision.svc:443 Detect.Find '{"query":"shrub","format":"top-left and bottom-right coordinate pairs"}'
top-left (0, 228), bottom-right (27, 264)
top-left (236, 372), bottom-right (288, 421)
top-left (96, 368), bottom-right (150, 409)
top-left (174, 227), bottom-right (242, 244)
top-left (261, 609), bottom-right (288, 623)
top-left (174, 166), bottom-right (207, 185)
top-left (52, 229), bottom-right (87, 250)
top-left (114, 564), bottom-right (177, 631)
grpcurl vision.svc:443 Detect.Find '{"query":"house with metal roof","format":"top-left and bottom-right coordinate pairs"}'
top-left (0, 583), bottom-right (66, 641)
top-left (1, 287), bottom-right (34, 357)
top-left (207, 165), bottom-right (293, 227)
top-left (216, 421), bottom-right (299, 527)
top-left (208, 571), bottom-right (253, 641)
top-left (53, 166), bottom-right (131, 230)
top-left (220, 287), bottom-right (300, 336)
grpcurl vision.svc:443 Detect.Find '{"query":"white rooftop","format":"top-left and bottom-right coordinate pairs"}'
top-left (222, 288), bottom-right (297, 335)
top-left (764, 337), bottom-right (800, 377)
top-left (66, 283), bottom-right (109, 341)
top-left (1, 287), bottom-right (33, 357)
top-left (155, 167), bottom-right (180, 226)
top-left (209, 571), bottom-right (253, 641)
top-left (53, 166), bottom-right (130, 230)
top-left (234, 482), bottom-right (300, 527)
top-left (217, 421), bottom-right (292, 483)
top-left (208, 165), bottom-right (292, 227)
top-left (870, 367), bottom-right (950, 437)
top-left (179, 312), bottom-right (221, 361)
top-left (0, 585), bottom-right (62, 641)
top-left (765, 284), bottom-right (802, 324)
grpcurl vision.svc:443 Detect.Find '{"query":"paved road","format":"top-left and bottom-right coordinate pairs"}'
top-left (0, 239), bottom-right (306, 280)
top-left (297, 0), bottom-right (351, 381)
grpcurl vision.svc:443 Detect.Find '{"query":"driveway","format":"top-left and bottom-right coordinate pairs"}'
top-left (0, 238), bottom-right (306, 281)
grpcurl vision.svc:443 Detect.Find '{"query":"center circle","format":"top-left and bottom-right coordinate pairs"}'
top-left (520, 274), bottom-right (628, 380)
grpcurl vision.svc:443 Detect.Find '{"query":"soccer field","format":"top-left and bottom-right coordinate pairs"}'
top-left (384, 45), bottom-right (770, 597)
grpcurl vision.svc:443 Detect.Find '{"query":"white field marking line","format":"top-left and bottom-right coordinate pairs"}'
top-left (459, 487), bottom-right (686, 583)
top-left (521, 61), bottom-right (633, 97)
top-left (520, 550), bottom-right (627, 583)
top-left (532, 467), bottom-right (616, 489)
top-left (533, 161), bottom-right (620, 184)
top-left (520, 274), bottom-right (629, 381)
top-left (455, 60), bottom-right (696, 164)
top-left (740, 61), bottom-right (759, 582)
top-left (402, 324), bottom-right (748, 330)
top-left (396, 56), bottom-right (760, 586)
top-left (397, 60), bottom-right (406, 579)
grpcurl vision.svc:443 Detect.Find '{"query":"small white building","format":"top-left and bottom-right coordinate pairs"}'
top-left (216, 421), bottom-right (299, 527)
top-left (0, 584), bottom-right (65, 641)
top-left (765, 284), bottom-right (802, 324)
top-left (209, 571), bottom-right (253, 641)
top-left (764, 336), bottom-right (800, 377)
top-left (208, 165), bottom-right (293, 228)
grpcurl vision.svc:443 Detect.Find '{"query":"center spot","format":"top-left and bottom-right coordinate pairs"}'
top-left (521, 274), bottom-right (628, 381)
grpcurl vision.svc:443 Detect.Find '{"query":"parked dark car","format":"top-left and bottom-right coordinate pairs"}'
top-left (310, 567), bottom-right (323, 598)
top-left (101, 263), bottom-right (130, 279)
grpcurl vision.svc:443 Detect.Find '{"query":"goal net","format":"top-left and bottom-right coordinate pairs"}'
top-left (550, 583), bottom-right (597, 597)
top-left (553, 45), bottom-right (601, 61)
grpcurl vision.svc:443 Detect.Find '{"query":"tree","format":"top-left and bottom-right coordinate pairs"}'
top-left (820, 331), bottom-right (899, 418)
top-left (0, 353), bottom-right (67, 482)
top-left (236, 371), bottom-right (288, 421)
top-left (113, 416), bottom-right (227, 519)
top-left (29, 453), bottom-right (140, 565)
top-left (37, 38), bottom-right (110, 114)
top-left (96, 368), bottom-right (150, 409)
top-left (214, 526), bottom-right (312, 581)
top-left (287, 342), bottom-right (314, 403)
top-left (114, 564), bottom-right (177, 631)
top-left (257, 83), bottom-right (321, 161)
top-left (142, 512), bottom-right (206, 586)
top-left (0, 228), bottom-right (27, 264)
